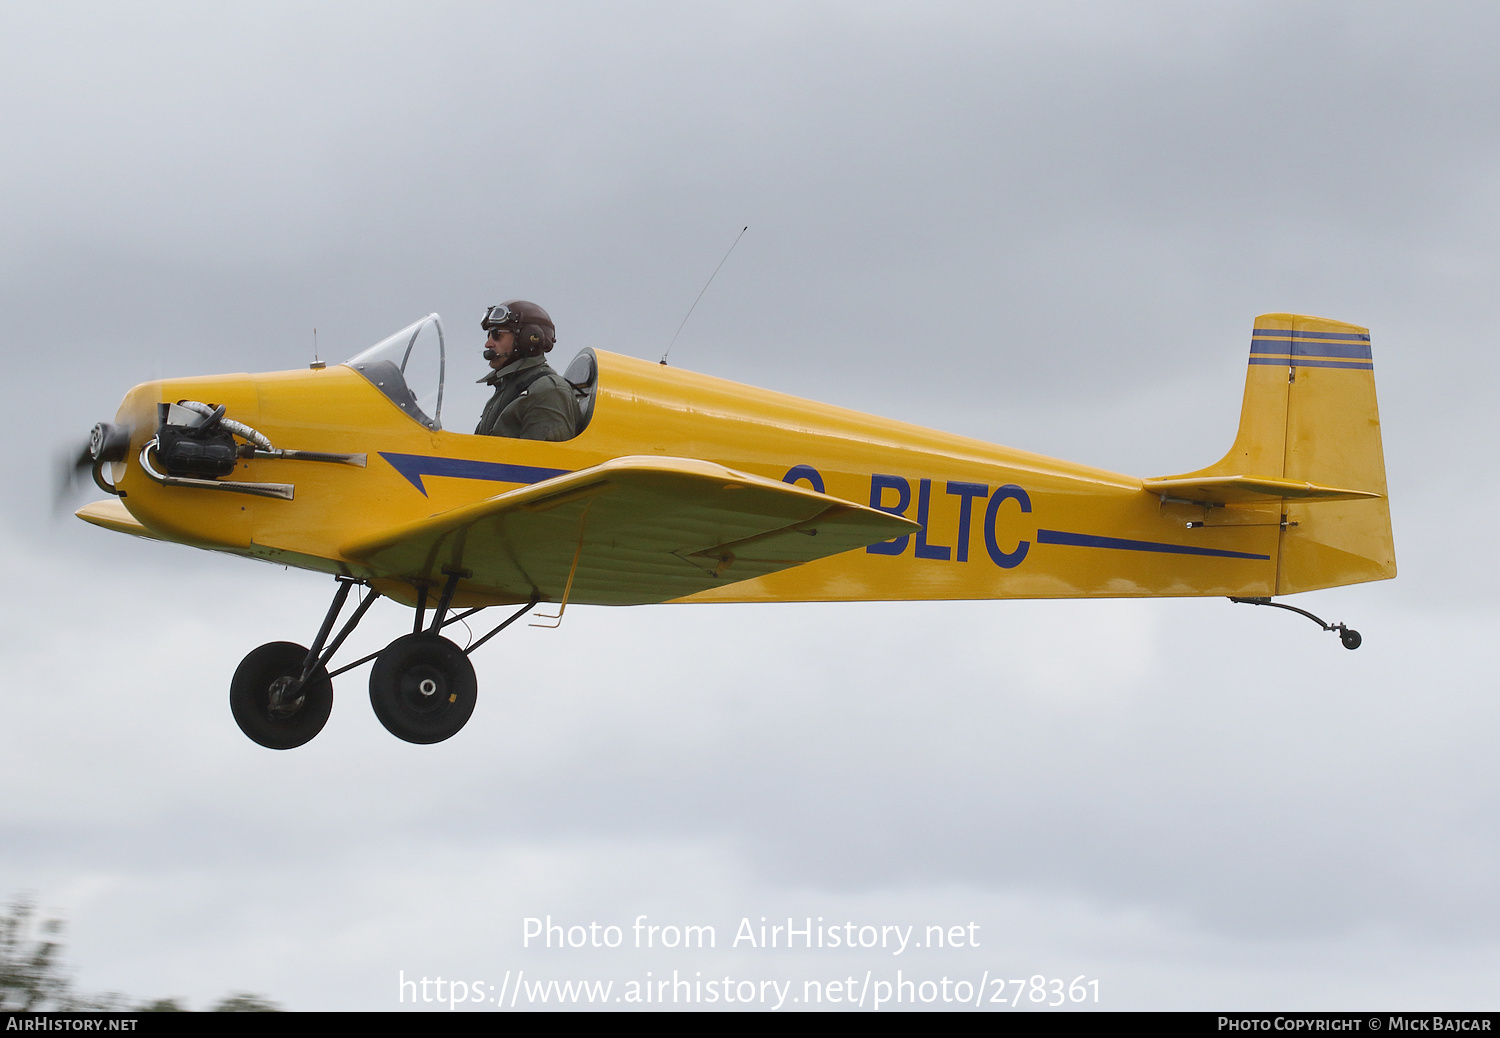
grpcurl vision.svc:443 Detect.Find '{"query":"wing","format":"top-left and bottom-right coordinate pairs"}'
top-left (342, 455), bottom-right (920, 605)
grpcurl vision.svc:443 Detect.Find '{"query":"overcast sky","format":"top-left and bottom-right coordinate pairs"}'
top-left (3, 0), bottom-right (1498, 1011)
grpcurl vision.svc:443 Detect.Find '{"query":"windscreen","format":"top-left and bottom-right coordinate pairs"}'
top-left (344, 314), bottom-right (446, 430)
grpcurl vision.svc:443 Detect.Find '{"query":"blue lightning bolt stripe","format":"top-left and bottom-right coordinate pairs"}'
top-left (1038, 529), bottom-right (1271, 561)
top-left (379, 452), bottom-right (569, 496)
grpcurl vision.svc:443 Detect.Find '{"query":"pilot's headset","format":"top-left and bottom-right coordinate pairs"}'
top-left (482, 300), bottom-right (556, 358)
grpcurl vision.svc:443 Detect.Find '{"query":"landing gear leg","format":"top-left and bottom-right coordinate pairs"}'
top-left (1229, 597), bottom-right (1362, 650)
top-left (369, 571), bottom-right (477, 745)
top-left (368, 632), bottom-right (478, 744)
top-left (229, 577), bottom-right (381, 748)
top-left (365, 578), bottom-right (539, 745)
top-left (230, 642), bottom-right (333, 749)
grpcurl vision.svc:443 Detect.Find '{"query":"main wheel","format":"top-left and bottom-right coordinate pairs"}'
top-left (369, 633), bottom-right (478, 744)
top-left (229, 641), bottom-right (333, 749)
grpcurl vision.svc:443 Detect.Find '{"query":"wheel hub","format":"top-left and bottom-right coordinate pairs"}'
top-left (369, 632), bottom-right (478, 744)
top-left (397, 662), bottom-right (453, 713)
top-left (231, 641), bottom-right (333, 750)
top-left (266, 675), bottom-right (306, 719)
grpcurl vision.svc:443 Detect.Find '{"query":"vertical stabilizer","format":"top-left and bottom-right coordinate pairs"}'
top-left (1170, 313), bottom-right (1396, 594)
top-left (1204, 317), bottom-right (1293, 480)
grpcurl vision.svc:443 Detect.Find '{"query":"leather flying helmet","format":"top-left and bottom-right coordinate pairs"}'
top-left (482, 299), bottom-right (556, 357)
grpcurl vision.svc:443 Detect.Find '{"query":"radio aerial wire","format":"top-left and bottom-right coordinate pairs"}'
top-left (660, 225), bottom-right (748, 365)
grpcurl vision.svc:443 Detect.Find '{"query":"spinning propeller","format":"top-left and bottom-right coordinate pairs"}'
top-left (53, 422), bottom-right (131, 514)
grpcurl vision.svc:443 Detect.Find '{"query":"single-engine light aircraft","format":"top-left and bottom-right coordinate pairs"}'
top-left (71, 312), bottom-right (1394, 749)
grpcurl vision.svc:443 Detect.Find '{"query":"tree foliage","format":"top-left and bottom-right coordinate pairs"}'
top-left (210, 992), bottom-right (281, 1012)
top-left (0, 895), bottom-right (281, 1012)
top-left (0, 896), bottom-right (71, 1011)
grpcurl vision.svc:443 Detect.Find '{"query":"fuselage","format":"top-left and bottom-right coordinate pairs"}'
top-left (106, 349), bottom-right (1279, 606)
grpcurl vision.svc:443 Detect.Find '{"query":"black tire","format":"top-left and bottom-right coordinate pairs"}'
top-left (369, 633), bottom-right (478, 744)
top-left (1340, 628), bottom-right (1362, 650)
top-left (229, 641), bottom-right (333, 750)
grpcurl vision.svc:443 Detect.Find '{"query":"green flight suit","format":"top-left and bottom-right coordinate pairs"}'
top-left (474, 354), bottom-right (580, 441)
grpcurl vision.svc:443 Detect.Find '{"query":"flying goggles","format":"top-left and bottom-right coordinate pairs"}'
top-left (480, 304), bottom-right (520, 332)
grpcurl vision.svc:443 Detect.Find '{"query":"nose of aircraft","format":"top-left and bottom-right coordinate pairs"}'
top-left (53, 420), bottom-right (134, 515)
top-left (90, 421), bottom-right (132, 462)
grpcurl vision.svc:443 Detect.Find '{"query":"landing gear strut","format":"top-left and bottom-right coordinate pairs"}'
top-left (1229, 597), bottom-right (1362, 649)
top-left (227, 574), bottom-right (538, 748)
top-left (229, 576), bottom-right (379, 749)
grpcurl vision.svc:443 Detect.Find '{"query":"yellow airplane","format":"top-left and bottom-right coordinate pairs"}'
top-left (71, 311), bottom-right (1394, 749)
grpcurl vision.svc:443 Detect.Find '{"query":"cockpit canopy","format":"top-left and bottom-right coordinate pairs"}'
top-left (345, 314), bottom-right (446, 430)
top-left (344, 313), bottom-right (599, 438)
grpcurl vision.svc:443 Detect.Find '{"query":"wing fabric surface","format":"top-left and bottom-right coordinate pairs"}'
top-left (343, 456), bottom-right (920, 605)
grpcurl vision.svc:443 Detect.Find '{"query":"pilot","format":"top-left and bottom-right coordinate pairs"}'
top-left (474, 300), bottom-right (580, 441)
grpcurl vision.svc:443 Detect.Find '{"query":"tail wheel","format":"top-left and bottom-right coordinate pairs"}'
top-left (230, 641), bottom-right (333, 749)
top-left (369, 633), bottom-right (477, 744)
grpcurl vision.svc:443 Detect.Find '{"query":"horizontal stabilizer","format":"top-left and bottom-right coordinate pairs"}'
top-left (343, 456), bottom-right (920, 605)
top-left (1141, 475), bottom-right (1382, 506)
